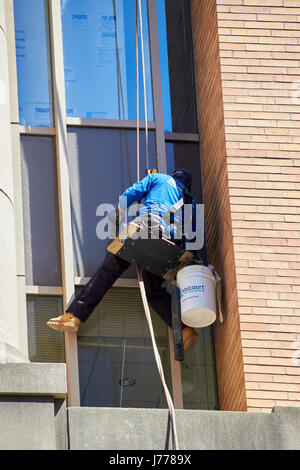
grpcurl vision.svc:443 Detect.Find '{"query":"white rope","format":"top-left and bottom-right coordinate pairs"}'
top-left (138, 0), bottom-right (150, 169)
top-left (135, 2), bottom-right (179, 450)
top-left (136, 267), bottom-right (179, 450)
top-left (113, 0), bottom-right (126, 120)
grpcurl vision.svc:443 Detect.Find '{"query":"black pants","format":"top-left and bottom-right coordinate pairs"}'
top-left (67, 252), bottom-right (185, 329)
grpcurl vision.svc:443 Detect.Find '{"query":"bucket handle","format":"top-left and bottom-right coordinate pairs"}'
top-left (208, 265), bottom-right (224, 324)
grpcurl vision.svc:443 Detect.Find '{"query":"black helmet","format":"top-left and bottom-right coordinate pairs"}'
top-left (171, 169), bottom-right (192, 187)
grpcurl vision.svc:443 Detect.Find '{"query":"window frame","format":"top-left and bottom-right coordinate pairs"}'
top-left (13, 0), bottom-right (203, 409)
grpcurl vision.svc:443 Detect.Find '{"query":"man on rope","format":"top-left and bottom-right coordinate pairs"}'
top-left (47, 169), bottom-right (204, 351)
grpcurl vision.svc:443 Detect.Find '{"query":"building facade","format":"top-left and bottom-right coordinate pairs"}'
top-left (0, 0), bottom-right (299, 450)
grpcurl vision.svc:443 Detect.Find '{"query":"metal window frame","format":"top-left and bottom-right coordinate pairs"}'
top-left (66, 117), bottom-right (156, 130)
top-left (48, 0), bottom-right (80, 406)
top-left (165, 132), bottom-right (200, 143)
top-left (25, 286), bottom-right (64, 295)
top-left (19, 126), bottom-right (57, 136)
top-left (14, 0), bottom-right (202, 410)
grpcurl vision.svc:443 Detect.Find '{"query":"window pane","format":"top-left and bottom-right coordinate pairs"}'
top-left (166, 141), bottom-right (207, 264)
top-left (27, 295), bottom-right (65, 363)
top-left (166, 142), bottom-right (203, 203)
top-left (61, 0), bottom-right (153, 121)
top-left (67, 127), bottom-right (157, 278)
top-left (181, 328), bottom-right (218, 410)
top-left (77, 287), bottom-right (171, 408)
top-left (157, 0), bottom-right (198, 133)
top-left (156, 0), bottom-right (172, 132)
top-left (14, 0), bottom-right (53, 126)
top-left (21, 136), bottom-right (62, 286)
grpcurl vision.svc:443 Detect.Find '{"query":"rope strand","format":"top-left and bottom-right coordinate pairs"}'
top-left (136, 266), bottom-right (179, 450)
top-left (135, 1), bottom-right (179, 450)
top-left (138, 0), bottom-right (150, 170)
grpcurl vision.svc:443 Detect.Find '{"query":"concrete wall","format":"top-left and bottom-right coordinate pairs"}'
top-left (0, 364), bottom-right (298, 450)
top-left (67, 406), bottom-right (300, 450)
top-left (0, 363), bottom-right (68, 450)
top-left (0, 0), bottom-right (28, 363)
top-left (1, 400), bottom-right (300, 450)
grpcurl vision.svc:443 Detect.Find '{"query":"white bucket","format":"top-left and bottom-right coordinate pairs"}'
top-left (176, 265), bottom-right (217, 328)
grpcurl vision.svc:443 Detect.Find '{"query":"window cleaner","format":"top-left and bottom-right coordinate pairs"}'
top-left (46, 168), bottom-right (199, 453)
top-left (47, 168), bottom-right (202, 347)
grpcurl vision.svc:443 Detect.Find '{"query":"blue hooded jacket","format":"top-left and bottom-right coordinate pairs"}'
top-left (118, 173), bottom-right (197, 242)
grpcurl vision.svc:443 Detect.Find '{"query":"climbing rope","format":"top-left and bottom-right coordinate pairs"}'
top-left (136, 267), bottom-right (179, 450)
top-left (135, 0), bottom-right (179, 450)
top-left (137, 0), bottom-right (150, 170)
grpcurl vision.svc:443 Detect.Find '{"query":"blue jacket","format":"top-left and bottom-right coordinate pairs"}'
top-left (118, 173), bottom-right (197, 242)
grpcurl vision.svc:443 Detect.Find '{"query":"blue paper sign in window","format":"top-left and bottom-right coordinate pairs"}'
top-left (14, 0), bottom-right (53, 127)
top-left (60, 0), bottom-right (153, 121)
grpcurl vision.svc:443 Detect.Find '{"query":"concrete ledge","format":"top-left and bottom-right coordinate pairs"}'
top-left (0, 363), bottom-right (67, 397)
top-left (68, 406), bottom-right (300, 450)
top-left (273, 406), bottom-right (300, 450)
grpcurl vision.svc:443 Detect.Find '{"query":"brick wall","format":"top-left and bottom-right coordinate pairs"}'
top-left (216, 0), bottom-right (300, 412)
top-left (191, 0), bottom-right (248, 411)
top-left (192, 0), bottom-right (300, 412)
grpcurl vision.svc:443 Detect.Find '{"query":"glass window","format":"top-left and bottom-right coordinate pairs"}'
top-left (13, 0), bottom-right (53, 126)
top-left (27, 295), bottom-right (65, 363)
top-left (166, 141), bottom-right (203, 203)
top-left (20, 136), bottom-right (62, 286)
top-left (181, 328), bottom-right (218, 410)
top-left (61, 0), bottom-right (153, 121)
top-left (157, 0), bottom-right (198, 133)
top-left (77, 287), bottom-right (171, 408)
top-left (67, 127), bottom-right (157, 278)
top-left (166, 141), bottom-right (208, 264)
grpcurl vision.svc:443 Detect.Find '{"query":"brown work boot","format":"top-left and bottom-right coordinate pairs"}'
top-left (47, 313), bottom-right (80, 332)
top-left (182, 326), bottom-right (199, 351)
